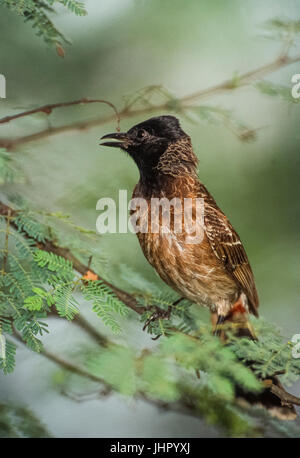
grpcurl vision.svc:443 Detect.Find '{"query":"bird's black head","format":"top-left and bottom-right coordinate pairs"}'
top-left (100, 116), bottom-right (195, 181)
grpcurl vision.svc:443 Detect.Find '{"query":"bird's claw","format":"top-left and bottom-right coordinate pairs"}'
top-left (142, 305), bottom-right (171, 339)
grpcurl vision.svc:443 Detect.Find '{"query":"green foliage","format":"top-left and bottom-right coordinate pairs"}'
top-left (23, 294), bottom-right (44, 311)
top-left (87, 346), bottom-right (137, 395)
top-left (230, 319), bottom-right (300, 386)
top-left (161, 332), bottom-right (262, 399)
top-left (0, 149), bottom-right (20, 184)
top-left (0, 207), bottom-right (135, 360)
top-left (12, 206), bottom-right (101, 260)
top-left (53, 285), bottom-right (79, 320)
top-left (2, 0), bottom-right (87, 51)
top-left (0, 217), bottom-right (48, 359)
top-left (0, 211), bottom-right (122, 366)
top-left (82, 280), bottom-right (129, 333)
top-left (0, 335), bottom-right (16, 374)
top-left (140, 354), bottom-right (180, 402)
top-left (83, 333), bottom-right (262, 436)
top-left (14, 213), bottom-right (50, 243)
top-left (23, 251), bottom-right (80, 320)
top-left (190, 105), bottom-right (231, 124)
top-left (33, 249), bottom-right (74, 281)
top-left (123, 85), bottom-right (176, 111)
top-left (73, 320), bottom-right (299, 436)
top-left (30, 237), bottom-right (113, 324)
top-left (255, 81), bottom-right (299, 103)
top-left (263, 18), bottom-right (300, 42)
top-left (122, 85), bottom-right (257, 141)
top-left (54, 0), bottom-right (87, 16)
top-left (35, 210), bottom-right (98, 237)
top-left (1, 209), bottom-right (299, 437)
top-left (0, 402), bottom-right (51, 438)
top-left (179, 383), bottom-right (257, 437)
top-left (188, 106), bottom-right (256, 142)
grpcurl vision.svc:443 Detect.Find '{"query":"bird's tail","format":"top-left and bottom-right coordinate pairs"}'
top-left (214, 304), bottom-right (299, 420)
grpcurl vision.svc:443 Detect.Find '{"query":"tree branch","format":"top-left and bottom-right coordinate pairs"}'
top-left (0, 53), bottom-right (299, 150)
top-left (48, 309), bottom-right (111, 348)
top-left (0, 98), bottom-right (120, 130)
top-left (269, 383), bottom-right (300, 407)
top-left (11, 330), bottom-right (112, 384)
top-left (180, 54), bottom-right (300, 104)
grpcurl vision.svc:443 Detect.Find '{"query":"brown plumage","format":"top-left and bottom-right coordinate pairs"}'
top-left (101, 115), bottom-right (297, 418)
top-left (102, 118), bottom-right (258, 326)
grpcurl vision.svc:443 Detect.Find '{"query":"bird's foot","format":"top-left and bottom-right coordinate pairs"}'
top-left (213, 315), bottom-right (226, 337)
top-left (143, 305), bottom-right (172, 339)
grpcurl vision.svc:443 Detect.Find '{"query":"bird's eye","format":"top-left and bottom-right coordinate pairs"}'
top-left (136, 129), bottom-right (147, 139)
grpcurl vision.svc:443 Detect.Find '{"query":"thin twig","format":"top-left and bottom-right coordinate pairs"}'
top-left (0, 98), bottom-right (120, 131)
top-left (180, 54), bottom-right (300, 104)
top-left (1, 209), bottom-right (11, 275)
top-left (47, 309), bottom-right (110, 348)
top-left (0, 53), bottom-right (299, 150)
top-left (11, 330), bottom-right (110, 385)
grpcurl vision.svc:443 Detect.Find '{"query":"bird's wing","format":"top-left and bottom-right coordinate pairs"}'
top-left (198, 183), bottom-right (259, 315)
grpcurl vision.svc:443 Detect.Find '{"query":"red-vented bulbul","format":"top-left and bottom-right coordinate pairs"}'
top-left (101, 115), bottom-right (298, 419)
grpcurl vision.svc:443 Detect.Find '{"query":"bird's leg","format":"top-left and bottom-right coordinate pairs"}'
top-left (142, 305), bottom-right (171, 331)
top-left (213, 314), bottom-right (226, 337)
top-left (172, 297), bottom-right (185, 307)
top-left (142, 297), bottom-right (184, 338)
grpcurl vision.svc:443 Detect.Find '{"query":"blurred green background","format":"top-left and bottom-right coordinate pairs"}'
top-left (0, 0), bottom-right (299, 437)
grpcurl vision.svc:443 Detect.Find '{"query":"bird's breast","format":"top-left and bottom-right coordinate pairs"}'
top-left (129, 191), bottom-right (238, 308)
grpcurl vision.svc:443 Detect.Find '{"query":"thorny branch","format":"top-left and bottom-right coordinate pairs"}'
top-left (0, 53), bottom-right (299, 150)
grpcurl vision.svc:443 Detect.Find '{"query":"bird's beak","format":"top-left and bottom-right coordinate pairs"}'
top-left (100, 132), bottom-right (130, 148)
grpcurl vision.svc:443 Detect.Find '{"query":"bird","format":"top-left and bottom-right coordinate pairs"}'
top-left (100, 114), bottom-right (299, 419)
top-left (101, 115), bottom-right (258, 339)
